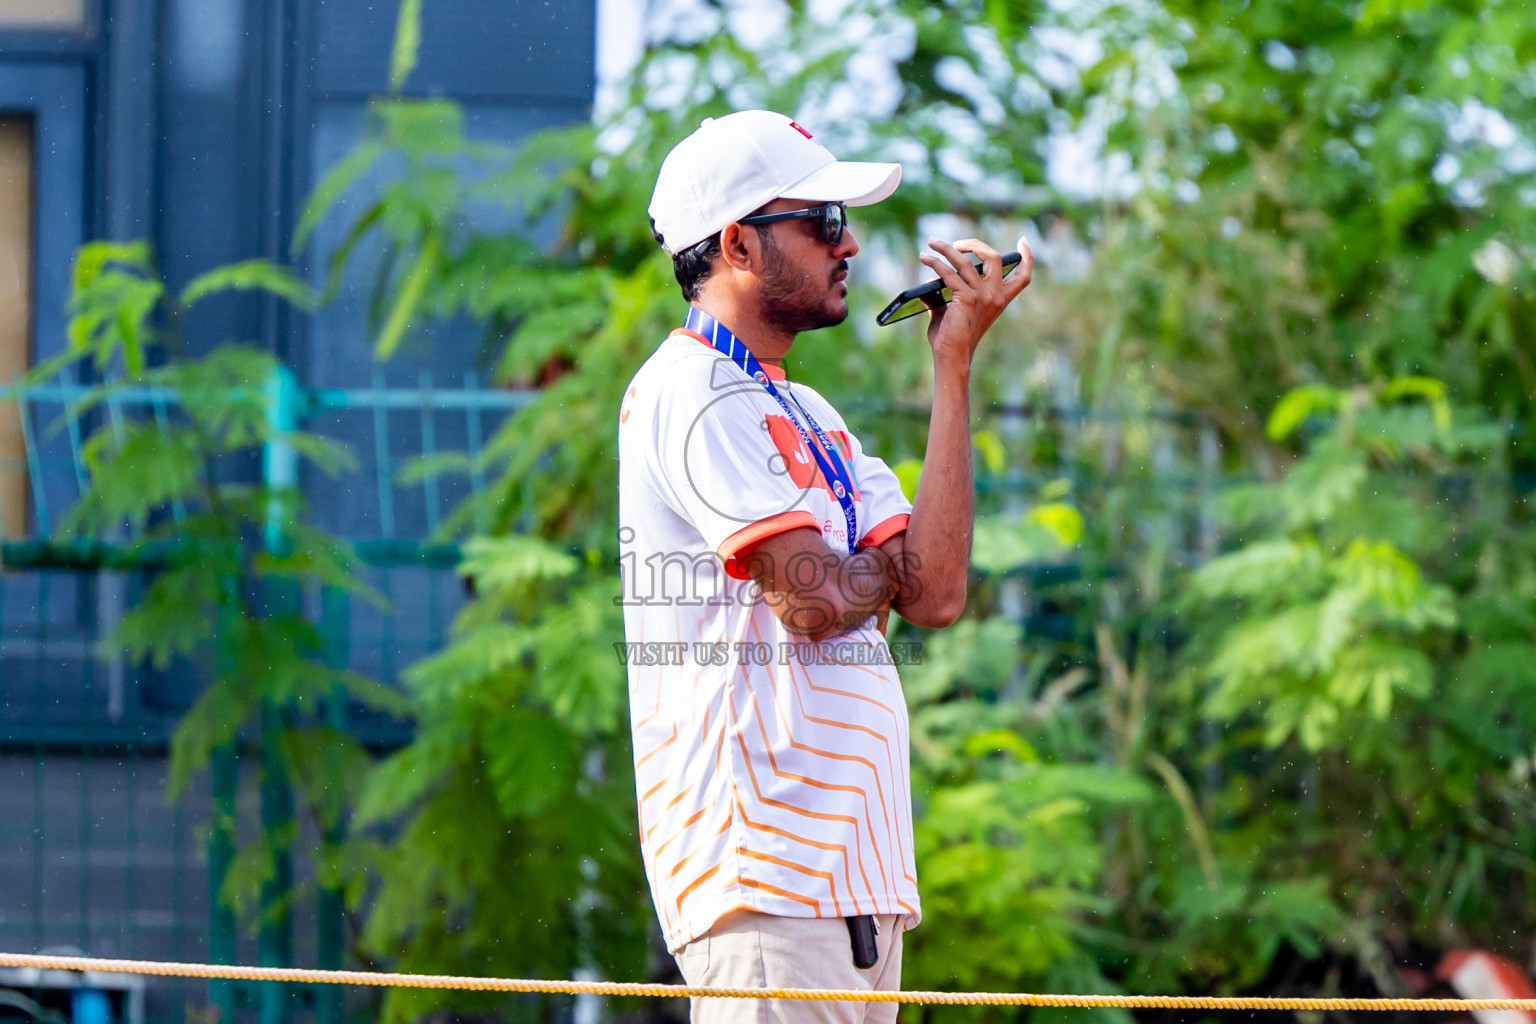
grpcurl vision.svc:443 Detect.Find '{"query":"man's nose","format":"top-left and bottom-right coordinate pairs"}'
top-left (835, 224), bottom-right (859, 259)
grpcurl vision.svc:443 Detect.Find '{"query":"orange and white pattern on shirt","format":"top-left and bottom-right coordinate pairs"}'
top-left (618, 333), bottom-right (920, 953)
top-left (627, 591), bottom-right (920, 952)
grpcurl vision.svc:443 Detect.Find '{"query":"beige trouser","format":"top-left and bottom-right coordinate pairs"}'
top-left (673, 910), bottom-right (905, 1023)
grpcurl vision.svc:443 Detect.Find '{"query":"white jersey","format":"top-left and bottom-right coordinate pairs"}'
top-left (617, 326), bottom-right (920, 953)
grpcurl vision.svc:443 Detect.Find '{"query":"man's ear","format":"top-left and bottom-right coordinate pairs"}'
top-left (718, 222), bottom-right (755, 272)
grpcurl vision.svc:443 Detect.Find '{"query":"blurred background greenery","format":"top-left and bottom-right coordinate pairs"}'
top-left (15, 0), bottom-right (1536, 1021)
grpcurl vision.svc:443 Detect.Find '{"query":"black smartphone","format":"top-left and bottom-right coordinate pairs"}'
top-left (876, 250), bottom-right (1023, 327)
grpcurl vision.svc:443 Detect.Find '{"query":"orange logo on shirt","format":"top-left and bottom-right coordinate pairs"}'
top-left (765, 415), bottom-right (859, 500)
top-left (620, 385), bottom-right (637, 423)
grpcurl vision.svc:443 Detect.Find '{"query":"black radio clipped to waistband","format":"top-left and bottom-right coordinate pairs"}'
top-left (847, 915), bottom-right (879, 969)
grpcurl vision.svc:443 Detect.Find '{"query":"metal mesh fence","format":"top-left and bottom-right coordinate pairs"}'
top-left (0, 372), bottom-right (529, 1024)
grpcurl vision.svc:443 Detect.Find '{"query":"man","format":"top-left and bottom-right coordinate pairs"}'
top-left (617, 110), bottom-right (1032, 1022)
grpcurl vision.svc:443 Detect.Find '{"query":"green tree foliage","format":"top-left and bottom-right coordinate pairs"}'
top-left (1170, 381), bottom-right (1536, 978)
top-left (31, 241), bottom-right (401, 923)
top-left (351, 537), bottom-right (646, 1022)
top-left (1054, 0), bottom-right (1536, 994)
top-left (1073, 0), bottom-right (1536, 444)
top-left (292, 88), bottom-right (672, 1019)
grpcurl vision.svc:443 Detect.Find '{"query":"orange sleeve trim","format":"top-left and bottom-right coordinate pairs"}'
top-left (718, 511), bottom-right (820, 580)
top-left (858, 513), bottom-right (910, 551)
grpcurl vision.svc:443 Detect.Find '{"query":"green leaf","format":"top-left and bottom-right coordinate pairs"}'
top-left (1145, 753), bottom-right (1220, 889)
top-left (354, 731), bottom-right (459, 826)
top-left (1328, 642), bottom-right (1432, 717)
top-left (374, 99), bottom-right (464, 159)
top-left (972, 429), bottom-right (1007, 477)
top-left (1266, 384), bottom-right (1339, 440)
top-left (1190, 539), bottom-right (1326, 605)
top-left (403, 622), bottom-right (537, 705)
top-left (374, 231), bottom-right (440, 359)
top-left (1357, 0), bottom-right (1435, 28)
top-left (527, 580), bottom-right (626, 734)
top-left (972, 509), bottom-right (1078, 573)
top-left (457, 536), bottom-right (580, 594)
top-left (317, 199), bottom-right (387, 300)
top-left (962, 728), bottom-right (1039, 762)
top-left (279, 431), bottom-right (359, 477)
top-left (107, 564), bottom-right (218, 669)
top-left (901, 616), bottom-right (1020, 703)
top-left (395, 451), bottom-right (474, 486)
top-left (388, 0), bottom-right (423, 94)
top-left (179, 259), bottom-right (319, 312)
top-left (72, 240), bottom-right (153, 292)
top-left (66, 245), bottom-right (164, 376)
top-left (497, 303), bottom-right (606, 381)
top-left (167, 679), bottom-right (248, 797)
top-left (71, 422), bottom-right (204, 534)
top-left (1030, 502), bottom-right (1084, 547)
top-left (1247, 879), bottom-right (1346, 962)
top-left (1380, 375), bottom-right (1451, 432)
top-left (483, 707), bottom-right (577, 816)
top-left (258, 527), bottom-right (387, 609)
top-left (337, 669), bottom-right (412, 718)
top-left (292, 140), bottom-right (388, 254)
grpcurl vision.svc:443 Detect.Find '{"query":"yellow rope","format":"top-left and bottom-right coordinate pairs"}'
top-left (2, 952), bottom-right (1534, 1011)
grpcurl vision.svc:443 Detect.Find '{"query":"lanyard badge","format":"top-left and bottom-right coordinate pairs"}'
top-left (683, 308), bottom-right (859, 554)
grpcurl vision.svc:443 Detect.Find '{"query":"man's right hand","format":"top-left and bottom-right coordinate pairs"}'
top-left (918, 235), bottom-right (1034, 365)
top-left (738, 527), bottom-right (904, 644)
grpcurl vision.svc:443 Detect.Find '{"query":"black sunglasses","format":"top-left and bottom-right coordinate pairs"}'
top-left (738, 202), bottom-right (847, 246)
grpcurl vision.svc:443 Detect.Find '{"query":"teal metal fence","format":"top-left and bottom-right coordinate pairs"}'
top-left (0, 367), bottom-right (533, 1024)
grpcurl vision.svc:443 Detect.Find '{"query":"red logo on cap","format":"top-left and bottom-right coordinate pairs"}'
top-left (788, 121), bottom-right (814, 139)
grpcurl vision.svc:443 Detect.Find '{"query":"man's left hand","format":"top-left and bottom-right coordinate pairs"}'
top-left (917, 235), bottom-right (1034, 367)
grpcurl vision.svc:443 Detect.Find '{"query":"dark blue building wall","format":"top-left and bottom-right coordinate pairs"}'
top-left (1, 0), bottom-right (594, 374)
top-left (155, 0), bottom-right (597, 380)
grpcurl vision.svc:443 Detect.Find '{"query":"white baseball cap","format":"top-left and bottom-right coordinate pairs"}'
top-left (648, 110), bottom-right (902, 255)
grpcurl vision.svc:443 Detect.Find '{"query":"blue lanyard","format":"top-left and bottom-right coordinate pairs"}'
top-left (684, 307), bottom-right (858, 554)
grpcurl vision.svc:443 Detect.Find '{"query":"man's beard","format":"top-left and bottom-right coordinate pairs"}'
top-left (757, 232), bottom-right (849, 336)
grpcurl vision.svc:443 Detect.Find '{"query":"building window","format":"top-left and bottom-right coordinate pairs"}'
top-left (0, 0), bottom-right (86, 28)
top-left (0, 116), bottom-right (31, 539)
